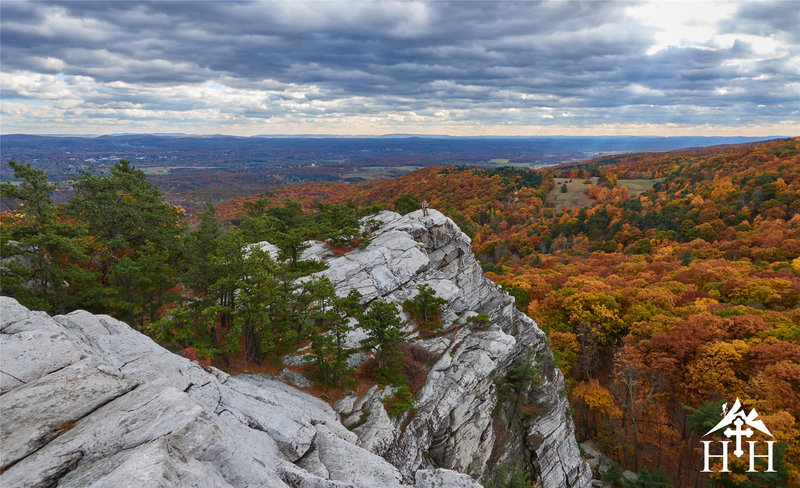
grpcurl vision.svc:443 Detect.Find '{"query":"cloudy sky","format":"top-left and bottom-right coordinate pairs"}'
top-left (1, 0), bottom-right (798, 136)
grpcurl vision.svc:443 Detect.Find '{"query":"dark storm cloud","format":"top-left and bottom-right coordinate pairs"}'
top-left (721, 1), bottom-right (800, 42)
top-left (1, 0), bottom-right (798, 133)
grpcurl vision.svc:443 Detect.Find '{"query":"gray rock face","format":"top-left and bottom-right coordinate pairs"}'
top-left (322, 210), bottom-right (591, 487)
top-left (0, 297), bottom-right (464, 487)
top-left (0, 209), bottom-right (589, 488)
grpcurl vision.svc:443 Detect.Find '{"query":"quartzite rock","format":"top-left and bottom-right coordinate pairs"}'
top-left (324, 210), bottom-right (591, 487)
top-left (1, 209), bottom-right (590, 488)
top-left (0, 296), bottom-right (470, 487)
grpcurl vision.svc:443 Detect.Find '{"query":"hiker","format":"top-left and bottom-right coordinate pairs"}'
top-left (422, 200), bottom-right (429, 216)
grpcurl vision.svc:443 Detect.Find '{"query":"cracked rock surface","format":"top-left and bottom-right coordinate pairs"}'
top-left (0, 296), bottom-right (461, 487)
top-left (0, 209), bottom-right (590, 487)
top-left (323, 210), bottom-right (591, 487)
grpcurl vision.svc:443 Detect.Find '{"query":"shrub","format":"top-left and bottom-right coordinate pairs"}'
top-left (403, 284), bottom-right (448, 329)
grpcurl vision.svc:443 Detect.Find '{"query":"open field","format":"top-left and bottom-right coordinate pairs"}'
top-left (618, 178), bottom-right (664, 196)
top-left (545, 177), bottom-right (664, 209)
top-left (141, 166), bottom-right (218, 175)
top-left (546, 177), bottom-right (597, 209)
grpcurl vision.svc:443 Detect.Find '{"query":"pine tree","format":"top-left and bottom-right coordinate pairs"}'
top-left (360, 300), bottom-right (406, 385)
top-left (1, 161), bottom-right (97, 313)
top-left (393, 193), bottom-right (420, 215)
top-left (67, 160), bottom-right (184, 320)
top-left (309, 283), bottom-right (363, 387)
top-left (403, 283), bottom-right (448, 328)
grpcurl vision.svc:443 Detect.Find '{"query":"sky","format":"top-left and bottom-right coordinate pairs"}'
top-left (1, 0), bottom-right (798, 137)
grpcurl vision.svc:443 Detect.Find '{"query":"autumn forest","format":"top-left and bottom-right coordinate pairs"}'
top-left (225, 137), bottom-right (800, 487)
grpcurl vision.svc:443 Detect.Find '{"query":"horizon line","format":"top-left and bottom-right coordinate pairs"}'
top-left (1, 133), bottom-right (793, 139)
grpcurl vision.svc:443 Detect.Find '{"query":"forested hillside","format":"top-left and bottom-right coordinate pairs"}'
top-left (2, 138), bottom-right (798, 487)
top-left (229, 137), bottom-right (800, 487)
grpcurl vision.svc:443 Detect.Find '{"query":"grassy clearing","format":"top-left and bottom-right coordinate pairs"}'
top-left (141, 166), bottom-right (217, 175)
top-left (545, 177), bottom-right (663, 209)
top-left (546, 177), bottom-right (596, 209)
top-left (618, 178), bottom-right (664, 196)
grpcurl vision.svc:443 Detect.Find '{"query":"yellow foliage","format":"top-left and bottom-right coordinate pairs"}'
top-left (686, 340), bottom-right (749, 399)
top-left (561, 291), bottom-right (624, 343)
top-left (571, 379), bottom-right (622, 419)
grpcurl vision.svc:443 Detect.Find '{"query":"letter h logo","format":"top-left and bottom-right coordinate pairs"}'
top-left (700, 399), bottom-right (776, 474)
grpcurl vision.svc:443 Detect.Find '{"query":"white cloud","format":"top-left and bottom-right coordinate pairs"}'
top-left (627, 1), bottom-right (739, 55)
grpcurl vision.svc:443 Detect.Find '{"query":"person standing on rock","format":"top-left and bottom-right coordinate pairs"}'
top-left (422, 200), bottom-right (429, 216)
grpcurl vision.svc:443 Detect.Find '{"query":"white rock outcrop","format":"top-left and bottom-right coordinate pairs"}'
top-left (318, 210), bottom-right (591, 487)
top-left (0, 296), bottom-right (464, 487)
top-left (1, 209), bottom-right (590, 487)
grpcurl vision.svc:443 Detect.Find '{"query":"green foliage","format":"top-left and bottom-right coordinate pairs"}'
top-left (312, 202), bottom-right (361, 246)
top-left (393, 193), bottom-right (420, 215)
top-left (109, 241), bottom-right (180, 326)
top-left (507, 348), bottom-right (544, 388)
top-left (357, 203), bottom-right (386, 217)
top-left (623, 467), bottom-right (671, 488)
top-left (69, 160), bottom-right (183, 266)
top-left (481, 261), bottom-right (506, 275)
top-left (360, 300), bottom-right (407, 384)
top-left (488, 463), bottom-right (536, 488)
top-left (493, 348), bottom-right (543, 418)
top-left (634, 238), bottom-right (652, 255)
top-left (1, 161), bottom-right (56, 222)
top-left (66, 160), bottom-right (183, 322)
top-left (309, 285), bottom-right (363, 387)
top-left (402, 283), bottom-right (448, 328)
top-left (601, 240), bottom-right (619, 253)
top-left (505, 285), bottom-right (530, 312)
top-left (384, 384), bottom-right (415, 417)
top-left (561, 182), bottom-right (568, 193)
top-left (224, 233), bottom-right (282, 363)
top-left (602, 463), bottom-right (624, 485)
top-left (713, 307), bottom-right (747, 318)
top-left (682, 401), bottom-right (723, 433)
top-left (708, 442), bottom-right (789, 488)
top-left (1, 161), bottom-right (98, 314)
top-left (469, 313), bottom-right (492, 329)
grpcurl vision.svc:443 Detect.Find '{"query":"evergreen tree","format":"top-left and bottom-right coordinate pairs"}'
top-left (67, 160), bottom-right (184, 320)
top-left (360, 300), bottom-right (406, 384)
top-left (225, 232), bottom-right (281, 364)
top-left (180, 202), bottom-right (225, 346)
top-left (393, 193), bottom-right (420, 215)
top-left (309, 283), bottom-right (363, 387)
top-left (312, 202), bottom-right (361, 246)
top-left (402, 283), bottom-right (448, 328)
top-left (0, 161), bottom-right (97, 313)
top-left (109, 240), bottom-right (177, 327)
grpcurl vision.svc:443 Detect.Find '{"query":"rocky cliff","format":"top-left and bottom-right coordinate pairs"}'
top-left (0, 209), bottom-right (590, 487)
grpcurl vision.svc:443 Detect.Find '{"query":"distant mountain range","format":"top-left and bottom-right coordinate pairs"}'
top-left (0, 133), bottom-right (779, 158)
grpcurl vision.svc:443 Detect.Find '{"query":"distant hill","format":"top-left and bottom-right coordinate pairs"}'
top-left (1, 133), bottom-right (776, 153)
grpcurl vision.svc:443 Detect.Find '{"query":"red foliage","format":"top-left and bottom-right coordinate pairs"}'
top-left (182, 347), bottom-right (212, 372)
